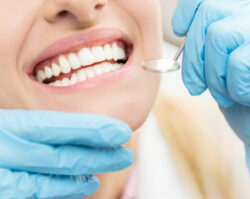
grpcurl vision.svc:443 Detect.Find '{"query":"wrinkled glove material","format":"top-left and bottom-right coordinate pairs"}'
top-left (0, 110), bottom-right (133, 199)
top-left (172, 0), bottom-right (250, 173)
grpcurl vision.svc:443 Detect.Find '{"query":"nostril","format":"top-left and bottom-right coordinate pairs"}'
top-left (58, 10), bottom-right (69, 17)
top-left (95, 4), bottom-right (104, 10)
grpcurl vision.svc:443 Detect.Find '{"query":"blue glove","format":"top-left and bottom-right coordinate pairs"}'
top-left (172, 0), bottom-right (250, 173)
top-left (172, 0), bottom-right (250, 107)
top-left (220, 104), bottom-right (250, 172)
top-left (0, 110), bottom-right (133, 199)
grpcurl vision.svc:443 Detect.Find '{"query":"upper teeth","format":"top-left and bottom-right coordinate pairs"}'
top-left (36, 42), bottom-right (126, 83)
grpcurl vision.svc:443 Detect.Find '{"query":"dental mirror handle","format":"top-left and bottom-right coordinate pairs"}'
top-left (173, 38), bottom-right (185, 61)
top-left (142, 38), bottom-right (186, 73)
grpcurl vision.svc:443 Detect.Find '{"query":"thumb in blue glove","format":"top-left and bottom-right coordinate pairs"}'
top-left (220, 104), bottom-right (250, 172)
top-left (0, 110), bottom-right (133, 199)
top-left (172, 0), bottom-right (250, 107)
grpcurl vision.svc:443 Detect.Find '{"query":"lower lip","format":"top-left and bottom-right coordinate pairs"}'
top-left (31, 50), bottom-right (135, 93)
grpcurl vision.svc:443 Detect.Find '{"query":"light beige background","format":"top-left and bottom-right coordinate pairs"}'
top-left (160, 0), bottom-right (182, 45)
top-left (158, 1), bottom-right (250, 197)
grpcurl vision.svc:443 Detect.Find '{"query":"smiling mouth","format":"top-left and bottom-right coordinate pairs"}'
top-left (33, 40), bottom-right (130, 87)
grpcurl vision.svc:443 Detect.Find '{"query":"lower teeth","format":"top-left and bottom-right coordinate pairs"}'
top-left (48, 62), bottom-right (123, 87)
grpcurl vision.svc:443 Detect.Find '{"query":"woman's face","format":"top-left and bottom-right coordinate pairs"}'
top-left (0, 0), bottom-right (162, 130)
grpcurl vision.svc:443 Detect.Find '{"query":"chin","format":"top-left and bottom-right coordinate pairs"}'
top-left (37, 95), bottom-right (154, 131)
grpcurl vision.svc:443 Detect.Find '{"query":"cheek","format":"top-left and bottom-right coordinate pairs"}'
top-left (0, 1), bottom-right (40, 64)
top-left (0, 1), bottom-right (41, 108)
top-left (117, 0), bottom-right (163, 59)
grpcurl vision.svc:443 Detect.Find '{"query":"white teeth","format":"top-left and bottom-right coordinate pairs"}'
top-left (114, 63), bottom-right (123, 70)
top-left (110, 64), bottom-right (116, 71)
top-left (68, 53), bottom-right (81, 70)
top-left (92, 46), bottom-right (106, 63)
top-left (70, 73), bottom-right (78, 85)
top-left (118, 47), bottom-right (126, 60)
top-left (52, 63), bottom-right (60, 77)
top-left (77, 69), bottom-right (87, 82)
top-left (59, 56), bottom-right (71, 74)
top-left (61, 78), bottom-right (70, 86)
top-left (48, 62), bottom-right (123, 87)
top-left (112, 43), bottom-right (120, 61)
top-left (93, 65), bottom-right (104, 75)
top-left (85, 68), bottom-right (96, 78)
top-left (54, 80), bottom-right (61, 86)
top-left (111, 63), bottom-right (122, 70)
top-left (36, 42), bottom-right (128, 86)
top-left (104, 44), bottom-right (113, 60)
top-left (78, 48), bottom-right (96, 67)
top-left (102, 63), bottom-right (111, 73)
top-left (111, 43), bottom-right (126, 61)
top-left (37, 70), bottom-right (46, 82)
top-left (44, 66), bottom-right (53, 79)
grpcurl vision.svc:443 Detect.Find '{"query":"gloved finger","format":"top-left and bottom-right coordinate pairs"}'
top-left (245, 144), bottom-right (250, 173)
top-left (227, 43), bottom-right (250, 106)
top-left (182, 0), bottom-right (244, 96)
top-left (219, 104), bottom-right (250, 146)
top-left (205, 10), bottom-right (250, 107)
top-left (220, 104), bottom-right (250, 173)
top-left (0, 168), bottom-right (99, 199)
top-left (172, 0), bottom-right (207, 37)
top-left (0, 130), bottom-right (133, 175)
top-left (0, 110), bottom-right (132, 148)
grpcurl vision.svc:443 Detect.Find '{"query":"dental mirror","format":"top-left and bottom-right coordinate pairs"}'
top-left (142, 39), bottom-right (186, 73)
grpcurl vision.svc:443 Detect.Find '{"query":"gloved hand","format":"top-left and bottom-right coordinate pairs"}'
top-left (220, 104), bottom-right (250, 172)
top-left (172, 0), bottom-right (250, 107)
top-left (172, 0), bottom-right (250, 173)
top-left (0, 110), bottom-right (133, 199)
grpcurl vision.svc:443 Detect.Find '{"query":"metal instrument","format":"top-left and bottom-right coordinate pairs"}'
top-left (142, 39), bottom-right (185, 73)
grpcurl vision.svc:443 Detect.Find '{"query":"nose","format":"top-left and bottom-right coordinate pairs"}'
top-left (43, 0), bottom-right (107, 25)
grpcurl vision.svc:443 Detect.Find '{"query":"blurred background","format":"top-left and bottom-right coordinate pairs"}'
top-left (161, 0), bottom-right (181, 46)
top-left (152, 0), bottom-right (250, 197)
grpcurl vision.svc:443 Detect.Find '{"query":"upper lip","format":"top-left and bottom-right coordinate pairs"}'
top-left (27, 28), bottom-right (133, 76)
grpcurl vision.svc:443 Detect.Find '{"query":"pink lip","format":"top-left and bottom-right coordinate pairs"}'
top-left (27, 28), bottom-right (133, 76)
top-left (28, 28), bottom-right (135, 92)
top-left (31, 52), bottom-right (134, 92)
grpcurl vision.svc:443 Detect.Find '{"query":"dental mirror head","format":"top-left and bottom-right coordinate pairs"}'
top-left (142, 38), bottom-right (186, 73)
top-left (142, 59), bottom-right (181, 73)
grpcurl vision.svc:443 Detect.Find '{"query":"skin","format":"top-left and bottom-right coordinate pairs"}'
top-left (0, 0), bottom-right (163, 198)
